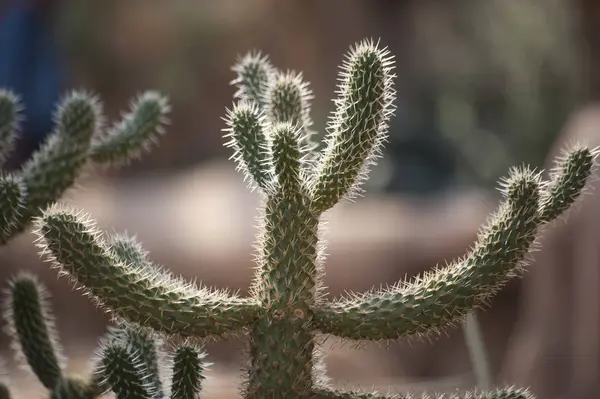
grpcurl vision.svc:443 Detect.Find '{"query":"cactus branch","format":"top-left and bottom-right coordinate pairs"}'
top-left (169, 341), bottom-right (207, 399)
top-left (0, 90), bottom-right (20, 164)
top-left (19, 91), bottom-right (100, 226)
top-left (35, 208), bottom-right (261, 338)
top-left (310, 39), bottom-right (396, 213)
top-left (231, 51), bottom-right (275, 108)
top-left (2, 273), bottom-right (64, 389)
top-left (312, 167), bottom-right (544, 340)
top-left (0, 174), bottom-right (26, 243)
top-left (97, 340), bottom-right (155, 399)
top-left (89, 91), bottom-right (170, 166)
top-left (224, 101), bottom-right (274, 193)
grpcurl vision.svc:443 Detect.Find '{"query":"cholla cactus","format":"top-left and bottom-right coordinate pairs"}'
top-left (1, 273), bottom-right (207, 399)
top-left (32, 39), bottom-right (596, 398)
top-left (0, 88), bottom-right (169, 244)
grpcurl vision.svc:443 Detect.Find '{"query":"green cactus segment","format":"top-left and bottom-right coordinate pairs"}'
top-left (3, 273), bottom-right (64, 389)
top-left (538, 145), bottom-right (597, 223)
top-left (313, 168), bottom-right (542, 340)
top-left (312, 386), bottom-right (535, 398)
top-left (20, 91), bottom-right (100, 223)
top-left (0, 174), bottom-right (26, 242)
top-left (111, 326), bottom-right (164, 398)
top-left (311, 40), bottom-right (396, 213)
top-left (50, 377), bottom-right (95, 399)
top-left (264, 71), bottom-right (317, 156)
top-left (170, 343), bottom-right (207, 399)
top-left (36, 209), bottom-right (261, 338)
top-left (231, 51), bottom-right (275, 108)
top-left (0, 383), bottom-right (11, 399)
top-left (246, 194), bottom-right (320, 398)
top-left (90, 91), bottom-right (170, 165)
top-left (224, 102), bottom-right (274, 192)
top-left (0, 90), bottom-right (19, 163)
top-left (265, 71), bottom-right (312, 127)
top-left (98, 341), bottom-right (155, 399)
top-left (271, 122), bottom-right (306, 194)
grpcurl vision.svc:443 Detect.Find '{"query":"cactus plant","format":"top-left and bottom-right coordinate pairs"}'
top-left (1, 272), bottom-right (207, 399)
top-left (0, 88), bottom-right (169, 245)
top-left (30, 39), bottom-right (597, 398)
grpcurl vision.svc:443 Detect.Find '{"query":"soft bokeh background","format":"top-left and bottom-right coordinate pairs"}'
top-left (1, 1), bottom-right (600, 398)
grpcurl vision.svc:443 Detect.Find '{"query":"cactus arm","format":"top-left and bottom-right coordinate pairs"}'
top-left (231, 51), bottom-right (275, 108)
top-left (97, 340), bottom-right (155, 399)
top-left (109, 325), bottom-right (165, 398)
top-left (311, 386), bottom-right (535, 398)
top-left (18, 91), bottom-right (100, 227)
top-left (224, 101), bottom-right (274, 193)
top-left (310, 39), bottom-right (396, 214)
top-left (89, 91), bottom-right (170, 166)
top-left (169, 342), bottom-right (207, 399)
top-left (313, 154), bottom-right (593, 340)
top-left (35, 208), bottom-right (261, 338)
top-left (270, 122), bottom-right (306, 194)
top-left (0, 90), bottom-right (20, 164)
top-left (0, 175), bottom-right (26, 243)
top-left (539, 144), bottom-right (598, 222)
top-left (2, 273), bottom-right (64, 390)
top-left (264, 71), bottom-right (318, 156)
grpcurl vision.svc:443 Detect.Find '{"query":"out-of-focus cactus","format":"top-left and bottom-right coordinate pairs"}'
top-left (33, 39), bottom-right (597, 398)
top-left (1, 273), bottom-right (207, 399)
top-left (0, 88), bottom-right (169, 244)
top-left (2, 273), bottom-right (104, 398)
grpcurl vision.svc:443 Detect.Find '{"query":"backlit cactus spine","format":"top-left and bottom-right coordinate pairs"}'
top-left (0, 88), bottom-right (170, 244)
top-left (33, 39), bottom-right (596, 398)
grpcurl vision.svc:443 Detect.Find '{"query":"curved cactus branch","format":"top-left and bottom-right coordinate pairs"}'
top-left (35, 209), bottom-right (261, 338)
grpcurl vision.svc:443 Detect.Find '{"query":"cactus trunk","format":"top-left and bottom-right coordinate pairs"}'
top-left (247, 193), bottom-right (320, 397)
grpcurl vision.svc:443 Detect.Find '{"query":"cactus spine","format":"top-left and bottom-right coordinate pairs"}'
top-left (31, 39), bottom-right (596, 398)
top-left (0, 88), bottom-right (170, 244)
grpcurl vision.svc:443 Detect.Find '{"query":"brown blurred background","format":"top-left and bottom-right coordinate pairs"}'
top-left (1, 0), bottom-right (600, 398)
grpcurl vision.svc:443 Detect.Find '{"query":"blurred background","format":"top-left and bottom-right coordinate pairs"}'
top-left (1, 0), bottom-right (600, 398)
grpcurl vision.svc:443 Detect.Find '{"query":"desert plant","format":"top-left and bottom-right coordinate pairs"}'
top-left (0, 272), bottom-right (207, 399)
top-left (30, 39), bottom-right (597, 398)
top-left (0, 87), bottom-right (169, 245)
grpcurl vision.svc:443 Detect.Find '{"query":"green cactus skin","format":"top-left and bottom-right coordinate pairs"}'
top-left (109, 326), bottom-right (165, 397)
top-left (97, 341), bottom-right (156, 399)
top-left (1, 273), bottom-right (103, 398)
top-left (95, 325), bottom-right (208, 399)
top-left (0, 90), bottom-right (19, 164)
top-left (0, 89), bottom-right (169, 244)
top-left (169, 342), bottom-right (207, 399)
top-left (1, 273), bottom-right (206, 399)
top-left (33, 39), bottom-right (598, 398)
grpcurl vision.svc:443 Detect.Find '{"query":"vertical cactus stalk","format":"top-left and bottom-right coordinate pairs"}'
top-left (34, 39), bottom-right (597, 399)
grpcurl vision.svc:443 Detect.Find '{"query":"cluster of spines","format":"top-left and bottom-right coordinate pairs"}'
top-left (0, 273), bottom-right (208, 398)
top-left (0, 88), bottom-right (170, 244)
top-left (28, 38), bottom-right (598, 398)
